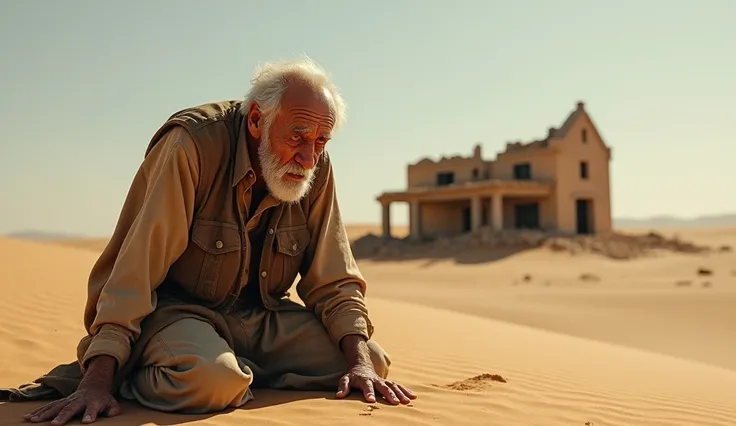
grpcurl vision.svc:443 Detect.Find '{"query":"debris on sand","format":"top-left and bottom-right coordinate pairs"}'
top-left (351, 229), bottom-right (713, 261)
top-left (579, 273), bottom-right (601, 282)
top-left (435, 373), bottom-right (507, 392)
top-left (697, 267), bottom-right (713, 276)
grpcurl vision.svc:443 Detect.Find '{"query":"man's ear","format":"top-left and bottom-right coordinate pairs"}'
top-left (247, 103), bottom-right (262, 140)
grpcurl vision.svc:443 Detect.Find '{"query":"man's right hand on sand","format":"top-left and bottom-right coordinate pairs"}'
top-left (23, 355), bottom-right (122, 425)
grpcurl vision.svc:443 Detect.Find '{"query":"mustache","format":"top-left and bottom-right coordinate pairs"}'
top-left (280, 162), bottom-right (309, 176)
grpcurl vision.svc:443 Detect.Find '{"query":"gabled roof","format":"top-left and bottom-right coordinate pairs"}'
top-left (501, 101), bottom-right (586, 154)
top-left (503, 101), bottom-right (612, 157)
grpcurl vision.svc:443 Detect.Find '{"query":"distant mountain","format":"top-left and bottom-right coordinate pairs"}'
top-left (614, 214), bottom-right (736, 229)
top-left (5, 229), bottom-right (87, 241)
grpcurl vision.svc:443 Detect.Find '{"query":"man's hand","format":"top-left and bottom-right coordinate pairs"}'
top-left (23, 355), bottom-right (122, 425)
top-left (335, 362), bottom-right (416, 405)
top-left (336, 334), bottom-right (417, 405)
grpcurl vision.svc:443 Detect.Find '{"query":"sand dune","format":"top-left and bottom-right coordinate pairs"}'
top-left (1, 228), bottom-right (736, 425)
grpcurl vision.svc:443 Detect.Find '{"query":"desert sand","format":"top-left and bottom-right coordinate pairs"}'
top-left (1, 226), bottom-right (736, 425)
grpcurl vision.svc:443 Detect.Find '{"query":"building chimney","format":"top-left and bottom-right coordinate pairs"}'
top-left (577, 101), bottom-right (585, 111)
top-left (473, 144), bottom-right (482, 159)
top-left (548, 127), bottom-right (556, 138)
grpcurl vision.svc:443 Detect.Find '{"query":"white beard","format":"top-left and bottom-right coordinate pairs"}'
top-left (257, 132), bottom-right (317, 203)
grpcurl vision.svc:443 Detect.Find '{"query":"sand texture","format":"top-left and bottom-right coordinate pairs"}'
top-left (1, 226), bottom-right (736, 425)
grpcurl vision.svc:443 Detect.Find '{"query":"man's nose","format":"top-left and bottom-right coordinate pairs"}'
top-left (295, 142), bottom-right (317, 169)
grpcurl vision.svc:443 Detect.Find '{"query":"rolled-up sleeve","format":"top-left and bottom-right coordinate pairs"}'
top-left (79, 126), bottom-right (199, 371)
top-left (297, 158), bottom-right (374, 345)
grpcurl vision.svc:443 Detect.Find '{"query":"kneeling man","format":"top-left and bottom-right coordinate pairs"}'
top-left (23, 57), bottom-right (415, 425)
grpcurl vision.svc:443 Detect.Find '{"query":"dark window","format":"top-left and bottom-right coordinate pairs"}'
top-left (471, 168), bottom-right (479, 180)
top-left (513, 163), bottom-right (531, 180)
top-left (437, 172), bottom-right (454, 186)
top-left (581, 129), bottom-right (587, 143)
top-left (580, 161), bottom-right (589, 179)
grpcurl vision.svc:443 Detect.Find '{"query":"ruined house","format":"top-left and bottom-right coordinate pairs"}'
top-left (376, 101), bottom-right (613, 241)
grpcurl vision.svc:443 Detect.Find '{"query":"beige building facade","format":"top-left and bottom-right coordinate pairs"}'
top-left (377, 101), bottom-right (613, 241)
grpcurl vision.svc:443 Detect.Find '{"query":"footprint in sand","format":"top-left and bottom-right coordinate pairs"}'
top-left (433, 373), bottom-right (507, 392)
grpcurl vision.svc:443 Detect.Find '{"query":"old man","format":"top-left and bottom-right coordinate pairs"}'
top-left (18, 57), bottom-right (416, 425)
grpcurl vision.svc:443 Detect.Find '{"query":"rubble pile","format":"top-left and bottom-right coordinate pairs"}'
top-left (350, 228), bottom-right (713, 261)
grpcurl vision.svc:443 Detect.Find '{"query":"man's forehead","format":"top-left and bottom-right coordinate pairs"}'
top-left (290, 122), bottom-right (332, 136)
top-left (280, 82), bottom-right (335, 113)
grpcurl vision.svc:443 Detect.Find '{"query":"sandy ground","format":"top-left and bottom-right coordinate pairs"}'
top-left (1, 226), bottom-right (735, 425)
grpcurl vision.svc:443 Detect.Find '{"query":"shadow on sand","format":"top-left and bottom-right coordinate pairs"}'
top-left (0, 390), bottom-right (381, 425)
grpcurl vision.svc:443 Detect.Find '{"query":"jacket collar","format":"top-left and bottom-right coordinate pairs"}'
top-left (231, 112), bottom-right (255, 188)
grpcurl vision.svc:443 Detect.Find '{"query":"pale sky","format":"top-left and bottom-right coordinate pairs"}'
top-left (1, 0), bottom-right (734, 237)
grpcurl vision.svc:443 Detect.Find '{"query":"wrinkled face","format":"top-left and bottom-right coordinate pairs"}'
top-left (256, 83), bottom-right (335, 203)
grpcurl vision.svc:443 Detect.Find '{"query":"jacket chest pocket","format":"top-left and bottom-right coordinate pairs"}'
top-left (269, 226), bottom-right (310, 293)
top-left (187, 219), bottom-right (242, 301)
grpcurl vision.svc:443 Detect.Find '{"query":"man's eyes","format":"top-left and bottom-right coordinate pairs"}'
top-left (289, 134), bottom-right (329, 144)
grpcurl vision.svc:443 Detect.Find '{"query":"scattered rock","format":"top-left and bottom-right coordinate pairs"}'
top-left (702, 281), bottom-right (712, 288)
top-left (718, 245), bottom-right (732, 253)
top-left (579, 273), bottom-right (600, 282)
top-left (522, 274), bottom-right (532, 283)
top-left (675, 280), bottom-right (692, 287)
top-left (359, 405), bottom-right (380, 416)
top-left (697, 267), bottom-right (713, 276)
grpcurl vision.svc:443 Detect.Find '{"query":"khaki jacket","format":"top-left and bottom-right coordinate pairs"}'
top-left (78, 101), bottom-right (372, 371)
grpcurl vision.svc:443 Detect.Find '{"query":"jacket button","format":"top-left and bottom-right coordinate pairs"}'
top-left (261, 271), bottom-right (268, 277)
top-left (268, 228), bottom-right (274, 235)
top-left (292, 243), bottom-right (298, 251)
top-left (215, 240), bottom-right (224, 249)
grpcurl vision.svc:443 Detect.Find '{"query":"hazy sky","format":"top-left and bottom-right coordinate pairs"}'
top-left (1, 1), bottom-right (734, 236)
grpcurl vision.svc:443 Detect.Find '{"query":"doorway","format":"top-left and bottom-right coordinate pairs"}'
top-left (576, 199), bottom-right (593, 234)
top-left (514, 203), bottom-right (540, 229)
top-left (461, 207), bottom-right (471, 232)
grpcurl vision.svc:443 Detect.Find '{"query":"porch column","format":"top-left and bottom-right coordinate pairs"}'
top-left (381, 201), bottom-right (391, 240)
top-left (471, 195), bottom-right (482, 232)
top-left (491, 193), bottom-right (504, 231)
top-left (409, 199), bottom-right (421, 241)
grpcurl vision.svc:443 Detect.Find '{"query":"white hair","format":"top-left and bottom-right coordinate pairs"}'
top-left (242, 56), bottom-right (345, 203)
top-left (241, 55), bottom-right (347, 135)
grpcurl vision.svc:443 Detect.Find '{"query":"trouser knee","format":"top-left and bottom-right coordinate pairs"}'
top-left (126, 354), bottom-right (253, 413)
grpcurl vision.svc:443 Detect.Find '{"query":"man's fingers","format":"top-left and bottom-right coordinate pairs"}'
top-left (396, 383), bottom-right (418, 400)
top-left (28, 401), bottom-right (66, 423)
top-left (24, 401), bottom-right (57, 420)
top-left (50, 402), bottom-right (83, 426)
top-left (386, 382), bottom-right (411, 404)
top-left (335, 374), bottom-right (351, 399)
top-left (103, 399), bottom-right (123, 418)
top-left (375, 381), bottom-right (400, 405)
top-left (25, 402), bottom-right (55, 421)
top-left (81, 401), bottom-right (103, 424)
top-left (361, 379), bottom-right (376, 403)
